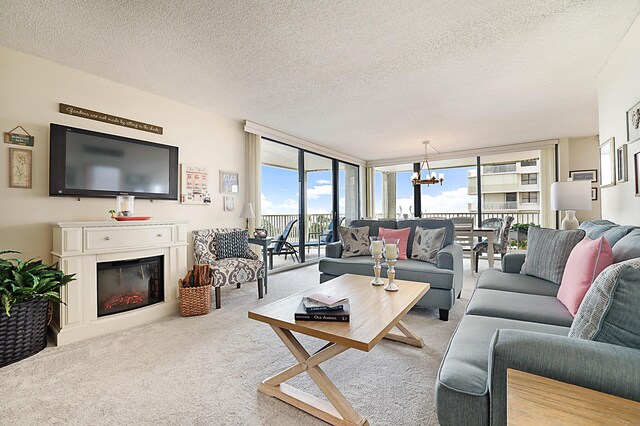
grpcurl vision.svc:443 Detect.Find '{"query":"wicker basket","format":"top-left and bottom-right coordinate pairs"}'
top-left (0, 299), bottom-right (49, 368)
top-left (179, 279), bottom-right (211, 317)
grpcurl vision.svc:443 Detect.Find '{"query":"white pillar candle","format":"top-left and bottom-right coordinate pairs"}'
top-left (371, 240), bottom-right (383, 255)
top-left (385, 243), bottom-right (398, 259)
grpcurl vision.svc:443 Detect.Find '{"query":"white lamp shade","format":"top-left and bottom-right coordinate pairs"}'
top-left (550, 181), bottom-right (592, 211)
top-left (239, 202), bottom-right (255, 219)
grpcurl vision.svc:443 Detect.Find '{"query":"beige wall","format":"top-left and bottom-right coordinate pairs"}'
top-left (558, 136), bottom-right (602, 223)
top-left (0, 47), bottom-right (246, 264)
top-left (598, 14), bottom-right (640, 225)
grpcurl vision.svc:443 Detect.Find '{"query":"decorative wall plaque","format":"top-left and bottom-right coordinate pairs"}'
top-left (4, 126), bottom-right (34, 146)
top-left (59, 103), bottom-right (163, 135)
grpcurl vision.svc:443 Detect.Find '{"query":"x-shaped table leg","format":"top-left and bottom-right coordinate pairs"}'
top-left (383, 320), bottom-right (425, 348)
top-left (259, 320), bottom-right (423, 425)
top-left (258, 325), bottom-right (368, 426)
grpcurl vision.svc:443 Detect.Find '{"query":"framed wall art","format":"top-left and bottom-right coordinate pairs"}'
top-left (9, 147), bottom-right (32, 188)
top-left (219, 170), bottom-right (239, 194)
top-left (180, 164), bottom-right (211, 205)
top-left (223, 195), bottom-right (235, 211)
top-left (591, 187), bottom-right (598, 201)
top-left (635, 151), bottom-right (640, 197)
top-left (616, 144), bottom-right (628, 183)
top-left (599, 138), bottom-right (616, 188)
top-left (568, 169), bottom-right (598, 183)
top-left (626, 100), bottom-right (640, 143)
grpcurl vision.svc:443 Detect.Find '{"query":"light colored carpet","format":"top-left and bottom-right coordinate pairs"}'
top-left (0, 261), bottom-right (482, 425)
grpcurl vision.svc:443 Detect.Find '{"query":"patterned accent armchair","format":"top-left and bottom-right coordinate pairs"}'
top-left (193, 228), bottom-right (265, 309)
top-left (473, 216), bottom-right (514, 272)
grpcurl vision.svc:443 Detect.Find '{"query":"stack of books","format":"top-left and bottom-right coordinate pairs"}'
top-left (295, 292), bottom-right (350, 322)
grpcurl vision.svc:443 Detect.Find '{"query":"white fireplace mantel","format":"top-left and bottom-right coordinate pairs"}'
top-left (51, 219), bottom-right (188, 345)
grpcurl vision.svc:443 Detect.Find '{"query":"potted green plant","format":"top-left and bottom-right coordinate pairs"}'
top-left (0, 250), bottom-right (75, 367)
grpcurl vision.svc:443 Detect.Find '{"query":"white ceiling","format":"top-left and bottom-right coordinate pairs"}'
top-left (1, 1), bottom-right (639, 161)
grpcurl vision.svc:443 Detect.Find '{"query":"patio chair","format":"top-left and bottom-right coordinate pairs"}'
top-left (192, 228), bottom-right (264, 309)
top-left (307, 217), bottom-right (345, 256)
top-left (268, 219), bottom-right (299, 269)
top-left (450, 216), bottom-right (474, 256)
top-left (473, 216), bottom-right (514, 272)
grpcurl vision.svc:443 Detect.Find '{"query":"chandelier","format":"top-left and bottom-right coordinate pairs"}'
top-left (411, 141), bottom-right (444, 186)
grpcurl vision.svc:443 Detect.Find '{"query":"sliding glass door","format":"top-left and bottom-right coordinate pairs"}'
top-left (304, 152), bottom-right (334, 262)
top-left (261, 139), bottom-right (359, 269)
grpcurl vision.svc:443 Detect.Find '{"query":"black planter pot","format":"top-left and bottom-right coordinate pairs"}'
top-left (0, 299), bottom-right (49, 368)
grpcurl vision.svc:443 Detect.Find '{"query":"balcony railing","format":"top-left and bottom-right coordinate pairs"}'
top-left (261, 211), bottom-right (541, 244)
top-left (260, 213), bottom-right (333, 242)
top-left (469, 201), bottom-right (518, 210)
top-left (482, 164), bottom-right (517, 174)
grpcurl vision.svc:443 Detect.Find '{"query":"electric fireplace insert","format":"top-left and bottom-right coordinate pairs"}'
top-left (97, 255), bottom-right (164, 317)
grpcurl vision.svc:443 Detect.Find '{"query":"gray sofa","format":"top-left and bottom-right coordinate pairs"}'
top-left (318, 219), bottom-right (463, 321)
top-left (435, 220), bottom-right (640, 425)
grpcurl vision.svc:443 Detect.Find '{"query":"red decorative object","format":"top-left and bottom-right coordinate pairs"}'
top-left (114, 216), bottom-right (151, 221)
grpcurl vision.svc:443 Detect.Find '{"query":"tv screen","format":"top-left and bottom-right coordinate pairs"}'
top-left (50, 124), bottom-right (178, 200)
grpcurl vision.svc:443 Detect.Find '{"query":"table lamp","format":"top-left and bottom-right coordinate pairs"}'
top-left (239, 202), bottom-right (255, 230)
top-left (550, 181), bottom-right (592, 230)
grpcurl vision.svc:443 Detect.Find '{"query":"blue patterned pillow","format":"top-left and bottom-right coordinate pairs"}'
top-left (215, 230), bottom-right (251, 260)
top-left (569, 259), bottom-right (640, 349)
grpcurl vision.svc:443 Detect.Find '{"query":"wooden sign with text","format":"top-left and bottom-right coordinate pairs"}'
top-left (59, 103), bottom-right (163, 135)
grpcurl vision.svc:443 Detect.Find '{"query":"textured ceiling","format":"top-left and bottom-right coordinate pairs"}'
top-left (1, 1), bottom-right (639, 160)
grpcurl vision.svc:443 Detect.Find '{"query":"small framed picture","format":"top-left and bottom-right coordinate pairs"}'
top-left (635, 152), bottom-right (640, 197)
top-left (223, 195), bottom-right (235, 211)
top-left (616, 144), bottom-right (628, 183)
top-left (591, 187), bottom-right (598, 201)
top-left (568, 169), bottom-right (597, 183)
top-left (9, 148), bottom-right (32, 188)
top-left (599, 138), bottom-right (616, 188)
top-left (626, 100), bottom-right (640, 143)
top-left (219, 170), bottom-right (239, 194)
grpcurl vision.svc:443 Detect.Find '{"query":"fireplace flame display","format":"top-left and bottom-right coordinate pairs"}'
top-left (103, 289), bottom-right (147, 310)
top-left (97, 255), bottom-right (164, 317)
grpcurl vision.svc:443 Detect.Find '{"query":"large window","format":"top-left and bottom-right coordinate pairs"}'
top-left (521, 192), bottom-right (538, 204)
top-left (371, 149), bottom-right (550, 228)
top-left (521, 173), bottom-right (537, 185)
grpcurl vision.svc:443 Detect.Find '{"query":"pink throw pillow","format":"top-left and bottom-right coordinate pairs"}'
top-left (378, 227), bottom-right (411, 260)
top-left (557, 236), bottom-right (613, 316)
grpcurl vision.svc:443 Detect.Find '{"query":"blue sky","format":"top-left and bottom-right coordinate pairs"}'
top-left (261, 165), bottom-right (343, 214)
top-left (262, 164), bottom-right (475, 215)
top-left (374, 167), bottom-right (475, 214)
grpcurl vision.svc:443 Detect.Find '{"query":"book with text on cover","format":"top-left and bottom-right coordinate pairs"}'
top-left (295, 299), bottom-right (350, 322)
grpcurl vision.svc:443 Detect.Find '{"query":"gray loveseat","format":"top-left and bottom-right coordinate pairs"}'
top-left (435, 220), bottom-right (640, 425)
top-left (318, 219), bottom-right (463, 321)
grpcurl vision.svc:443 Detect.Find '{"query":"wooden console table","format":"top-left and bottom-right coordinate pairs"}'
top-left (507, 369), bottom-right (640, 425)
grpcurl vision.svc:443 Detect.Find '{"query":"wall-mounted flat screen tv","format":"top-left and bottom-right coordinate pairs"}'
top-left (50, 123), bottom-right (179, 200)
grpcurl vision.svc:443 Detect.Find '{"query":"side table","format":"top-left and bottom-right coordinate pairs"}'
top-left (248, 237), bottom-right (272, 294)
top-left (507, 369), bottom-right (640, 425)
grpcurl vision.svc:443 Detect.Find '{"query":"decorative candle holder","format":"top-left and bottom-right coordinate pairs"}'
top-left (385, 258), bottom-right (399, 292)
top-left (369, 236), bottom-right (385, 286)
top-left (382, 238), bottom-right (400, 292)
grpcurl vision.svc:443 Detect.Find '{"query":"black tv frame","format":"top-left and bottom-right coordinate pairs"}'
top-left (49, 123), bottom-right (179, 200)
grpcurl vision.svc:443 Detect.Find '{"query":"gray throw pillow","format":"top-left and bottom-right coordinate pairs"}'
top-left (215, 230), bottom-right (251, 259)
top-left (569, 259), bottom-right (640, 349)
top-left (520, 227), bottom-right (585, 285)
top-left (338, 226), bottom-right (371, 258)
top-left (612, 229), bottom-right (640, 263)
top-left (411, 226), bottom-right (446, 264)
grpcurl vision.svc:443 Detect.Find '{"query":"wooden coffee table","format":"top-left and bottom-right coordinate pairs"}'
top-left (248, 274), bottom-right (430, 425)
